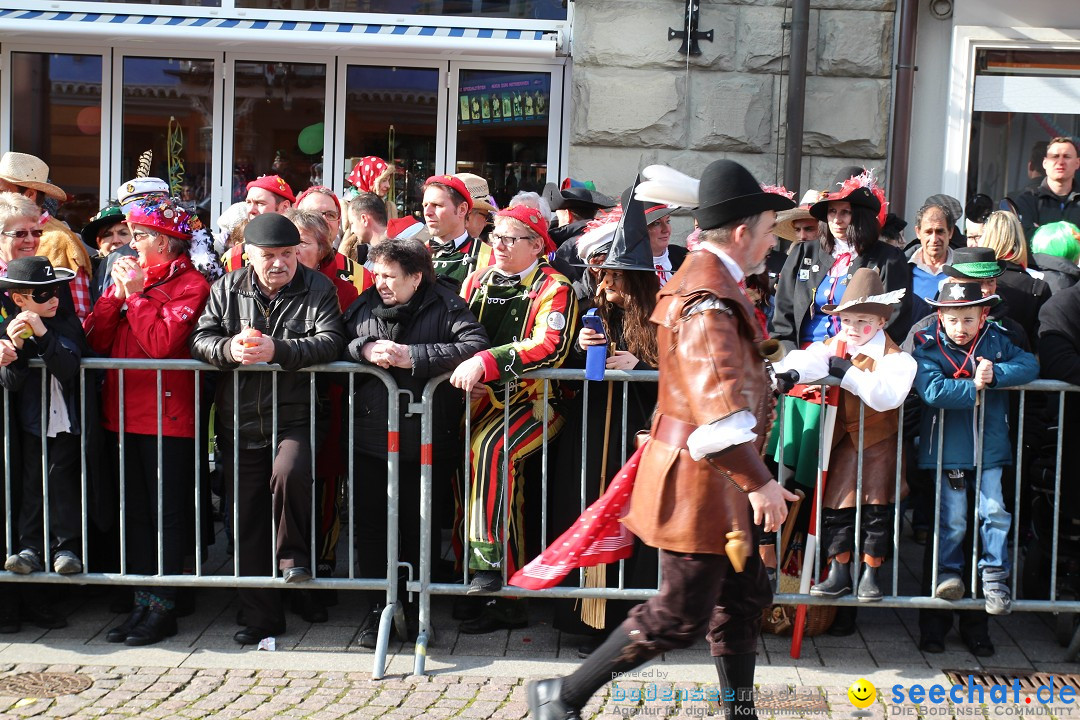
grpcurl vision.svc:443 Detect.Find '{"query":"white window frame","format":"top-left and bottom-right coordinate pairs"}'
top-left (332, 56), bottom-right (447, 203)
top-left (111, 48), bottom-right (224, 215)
top-left (222, 50), bottom-right (335, 222)
top-left (0, 42), bottom-right (112, 204)
top-left (446, 58), bottom-right (565, 187)
top-left (943, 25), bottom-right (1080, 205)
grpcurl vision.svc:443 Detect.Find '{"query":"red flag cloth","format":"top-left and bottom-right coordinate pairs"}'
top-left (508, 442), bottom-right (645, 591)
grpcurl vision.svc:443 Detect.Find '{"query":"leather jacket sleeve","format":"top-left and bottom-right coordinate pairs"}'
top-left (190, 278), bottom-right (240, 369)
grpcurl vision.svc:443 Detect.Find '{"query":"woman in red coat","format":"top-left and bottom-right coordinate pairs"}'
top-left (83, 197), bottom-right (211, 646)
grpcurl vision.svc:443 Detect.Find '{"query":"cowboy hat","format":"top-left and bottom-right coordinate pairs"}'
top-left (0, 256), bottom-right (75, 290)
top-left (774, 190), bottom-right (823, 242)
top-left (926, 280), bottom-right (1001, 308)
top-left (822, 267), bottom-right (905, 317)
top-left (0, 152), bottom-right (65, 201)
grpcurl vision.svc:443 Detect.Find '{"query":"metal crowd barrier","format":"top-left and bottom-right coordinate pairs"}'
top-left (411, 369), bottom-right (1080, 674)
top-left (6, 357), bottom-right (1080, 674)
top-left (1, 358), bottom-right (401, 679)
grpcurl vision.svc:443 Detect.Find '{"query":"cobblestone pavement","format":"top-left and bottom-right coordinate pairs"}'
top-left (0, 663), bottom-right (1074, 720)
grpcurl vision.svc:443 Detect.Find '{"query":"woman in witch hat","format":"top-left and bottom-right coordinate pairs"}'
top-left (549, 180), bottom-right (661, 654)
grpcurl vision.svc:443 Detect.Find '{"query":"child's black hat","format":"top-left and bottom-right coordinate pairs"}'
top-left (0, 256), bottom-right (75, 290)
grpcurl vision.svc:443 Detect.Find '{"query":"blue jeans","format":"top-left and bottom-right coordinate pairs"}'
top-left (937, 466), bottom-right (1010, 576)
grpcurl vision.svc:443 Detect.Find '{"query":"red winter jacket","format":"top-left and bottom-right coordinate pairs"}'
top-left (83, 255), bottom-right (211, 438)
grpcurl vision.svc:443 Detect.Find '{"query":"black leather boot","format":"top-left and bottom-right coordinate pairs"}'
top-left (857, 564), bottom-right (883, 602)
top-left (124, 609), bottom-right (177, 646)
top-left (809, 557), bottom-right (852, 598)
top-left (714, 653), bottom-right (758, 720)
top-left (526, 678), bottom-right (581, 720)
top-left (106, 606), bottom-right (148, 643)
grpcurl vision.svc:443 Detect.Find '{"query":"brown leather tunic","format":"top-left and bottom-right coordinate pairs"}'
top-left (821, 334), bottom-right (908, 509)
top-left (622, 249), bottom-right (775, 555)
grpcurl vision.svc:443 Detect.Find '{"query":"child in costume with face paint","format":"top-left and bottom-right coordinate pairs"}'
top-left (774, 268), bottom-right (916, 603)
top-left (910, 279), bottom-right (1038, 617)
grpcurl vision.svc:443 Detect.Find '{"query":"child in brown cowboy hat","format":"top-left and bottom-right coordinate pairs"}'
top-left (774, 267), bottom-right (916, 602)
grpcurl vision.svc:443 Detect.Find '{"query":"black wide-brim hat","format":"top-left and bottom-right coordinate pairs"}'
top-left (244, 212), bottom-right (300, 247)
top-left (693, 160), bottom-right (795, 231)
top-left (942, 246), bottom-right (1005, 279)
top-left (542, 183), bottom-right (616, 213)
top-left (926, 281), bottom-right (1001, 308)
top-left (0, 256), bottom-right (75, 290)
top-left (809, 187), bottom-right (882, 221)
top-left (80, 204), bottom-right (125, 247)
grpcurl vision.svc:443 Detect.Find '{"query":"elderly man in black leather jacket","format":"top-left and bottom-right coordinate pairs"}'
top-left (191, 212), bottom-right (345, 645)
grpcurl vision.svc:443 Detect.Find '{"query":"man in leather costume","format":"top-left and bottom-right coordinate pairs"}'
top-left (527, 160), bottom-right (798, 720)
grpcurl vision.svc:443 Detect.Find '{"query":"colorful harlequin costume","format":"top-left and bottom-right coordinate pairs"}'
top-left (457, 207), bottom-right (576, 577)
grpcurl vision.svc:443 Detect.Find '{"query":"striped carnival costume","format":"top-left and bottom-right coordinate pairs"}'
top-left (457, 253), bottom-right (577, 585)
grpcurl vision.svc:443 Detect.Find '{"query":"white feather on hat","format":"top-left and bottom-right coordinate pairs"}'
top-left (633, 165), bottom-right (700, 208)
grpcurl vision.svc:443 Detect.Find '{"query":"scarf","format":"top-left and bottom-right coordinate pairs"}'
top-left (371, 280), bottom-right (429, 342)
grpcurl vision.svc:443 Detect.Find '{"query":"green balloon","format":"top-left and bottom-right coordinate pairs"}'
top-left (297, 123), bottom-right (324, 155)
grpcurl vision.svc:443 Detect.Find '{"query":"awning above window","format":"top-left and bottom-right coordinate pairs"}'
top-left (0, 8), bottom-right (561, 58)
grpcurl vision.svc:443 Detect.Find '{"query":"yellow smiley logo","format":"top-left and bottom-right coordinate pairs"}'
top-left (848, 679), bottom-right (876, 709)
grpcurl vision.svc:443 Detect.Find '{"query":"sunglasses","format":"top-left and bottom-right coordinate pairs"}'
top-left (1, 229), bottom-right (45, 240)
top-left (16, 287), bottom-right (58, 304)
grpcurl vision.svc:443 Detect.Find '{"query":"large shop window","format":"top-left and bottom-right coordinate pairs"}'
top-left (343, 65), bottom-right (439, 219)
top-left (234, 0), bottom-right (565, 20)
top-left (231, 61), bottom-right (326, 204)
top-left (122, 57), bottom-right (215, 224)
top-left (10, 52), bottom-right (103, 230)
top-left (968, 49), bottom-right (1080, 205)
top-left (455, 69), bottom-right (550, 209)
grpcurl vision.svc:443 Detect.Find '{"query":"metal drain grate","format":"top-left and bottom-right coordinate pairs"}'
top-left (944, 669), bottom-right (1080, 695)
top-left (0, 672), bottom-right (93, 698)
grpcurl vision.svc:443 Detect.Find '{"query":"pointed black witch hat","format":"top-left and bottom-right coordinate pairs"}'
top-left (583, 175), bottom-right (657, 273)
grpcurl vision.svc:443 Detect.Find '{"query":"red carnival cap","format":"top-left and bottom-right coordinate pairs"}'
top-left (245, 174), bottom-right (296, 204)
top-left (423, 174), bottom-right (473, 212)
top-left (497, 205), bottom-right (556, 255)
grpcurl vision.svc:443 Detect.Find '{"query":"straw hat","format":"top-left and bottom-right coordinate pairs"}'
top-left (454, 172), bottom-right (497, 215)
top-left (0, 152), bottom-right (65, 200)
top-left (774, 190), bottom-right (823, 242)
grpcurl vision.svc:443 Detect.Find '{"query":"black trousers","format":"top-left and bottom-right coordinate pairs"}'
top-left (220, 429), bottom-right (313, 630)
top-left (822, 504), bottom-right (894, 559)
top-left (116, 433), bottom-right (195, 602)
top-left (622, 548), bottom-right (772, 658)
top-left (354, 451), bottom-right (454, 601)
top-left (17, 431), bottom-right (81, 558)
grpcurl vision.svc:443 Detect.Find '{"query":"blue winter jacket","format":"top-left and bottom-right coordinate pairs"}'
top-left (912, 319), bottom-right (1039, 470)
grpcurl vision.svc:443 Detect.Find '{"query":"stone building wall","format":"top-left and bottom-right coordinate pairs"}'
top-left (567, 0), bottom-right (897, 216)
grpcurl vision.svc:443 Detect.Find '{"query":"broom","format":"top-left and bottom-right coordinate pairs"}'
top-left (580, 381), bottom-right (615, 629)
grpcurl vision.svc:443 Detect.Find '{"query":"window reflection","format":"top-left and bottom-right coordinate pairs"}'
top-left (967, 49), bottom-right (1080, 204)
top-left (456, 69), bottom-right (549, 209)
top-left (231, 61), bottom-right (326, 203)
top-left (122, 57), bottom-right (215, 226)
top-left (11, 53), bottom-right (103, 230)
top-left (343, 66), bottom-right (439, 219)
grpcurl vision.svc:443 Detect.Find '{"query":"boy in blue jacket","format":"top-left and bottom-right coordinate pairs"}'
top-left (912, 279), bottom-right (1038, 615)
